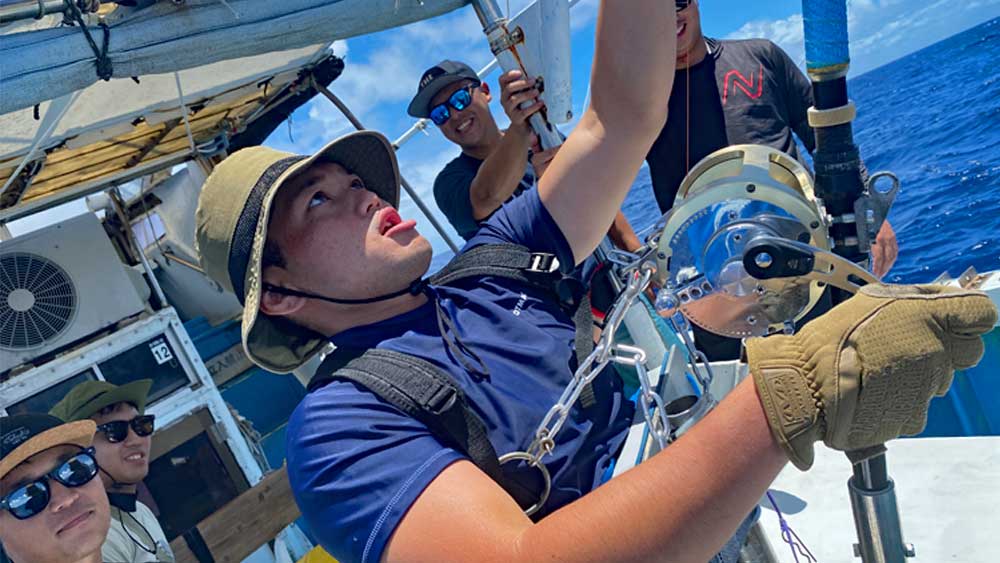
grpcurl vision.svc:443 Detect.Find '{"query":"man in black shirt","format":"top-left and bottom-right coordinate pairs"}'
top-left (616, 0), bottom-right (899, 359)
top-left (639, 0), bottom-right (897, 277)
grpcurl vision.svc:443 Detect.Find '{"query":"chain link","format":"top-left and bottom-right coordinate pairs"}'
top-left (505, 261), bottom-right (680, 511)
top-left (502, 248), bottom-right (721, 515)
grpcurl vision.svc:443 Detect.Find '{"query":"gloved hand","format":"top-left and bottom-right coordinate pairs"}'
top-left (746, 284), bottom-right (997, 470)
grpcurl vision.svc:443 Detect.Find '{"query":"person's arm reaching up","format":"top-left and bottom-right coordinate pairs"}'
top-left (469, 71), bottom-right (545, 221)
top-left (538, 1), bottom-right (675, 264)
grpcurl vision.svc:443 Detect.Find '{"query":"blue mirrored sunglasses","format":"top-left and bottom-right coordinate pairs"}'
top-left (429, 85), bottom-right (475, 126)
top-left (1, 448), bottom-right (99, 520)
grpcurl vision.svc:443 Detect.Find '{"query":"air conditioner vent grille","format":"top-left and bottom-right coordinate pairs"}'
top-left (0, 253), bottom-right (76, 350)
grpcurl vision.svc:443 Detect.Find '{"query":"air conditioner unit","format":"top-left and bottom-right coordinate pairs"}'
top-left (0, 213), bottom-right (147, 373)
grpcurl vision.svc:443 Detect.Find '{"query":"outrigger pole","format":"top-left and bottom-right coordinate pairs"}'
top-left (469, 0), bottom-right (566, 150)
top-left (800, 1), bottom-right (909, 561)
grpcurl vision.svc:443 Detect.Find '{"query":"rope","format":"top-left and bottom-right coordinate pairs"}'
top-left (62, 0), bottom-right (113, 81)
top-left (173, 72), bottom-right (197, 154)
top-left (766, 491), bottom-right (817, 563)
top-left (117, 507), bottom-right (158, 555)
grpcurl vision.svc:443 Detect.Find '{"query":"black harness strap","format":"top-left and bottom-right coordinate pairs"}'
top-left (307, 244), bottom-right (605, 513)
top-left (430, 243), bottom-right (597, 407)
top-left (310, 349), bottom-right (538, 510)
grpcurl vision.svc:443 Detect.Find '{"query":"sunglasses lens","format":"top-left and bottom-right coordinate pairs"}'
top-left (55, 453), bottom-right (99, 487)
top-left (450, 88), bottom-right (473, 112)
top-left (132, 415), bottom-right (155, 437)
top-left (675, 0), bottom-right (691, 10)
top-left (6, 481), bottom-right (49, 520)
top-left (99, 420), bottom-right (128, 443)
top-left (429, 104), bottom-right (450, 126)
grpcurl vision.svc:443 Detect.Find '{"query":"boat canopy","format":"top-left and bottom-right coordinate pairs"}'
top-left (1, 0), bottom-right (465, 114)
top-left (0, 0), bottom-right (467, 222)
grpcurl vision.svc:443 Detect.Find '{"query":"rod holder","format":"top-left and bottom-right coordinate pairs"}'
top-left (848, 477), bottom-right (916, 562)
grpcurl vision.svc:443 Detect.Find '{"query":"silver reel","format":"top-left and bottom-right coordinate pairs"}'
top-left (651, 145), bottom-right (878, 338)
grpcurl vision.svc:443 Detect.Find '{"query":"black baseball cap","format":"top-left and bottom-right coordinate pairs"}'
top-left (407, 60), bottom-right (481, 118)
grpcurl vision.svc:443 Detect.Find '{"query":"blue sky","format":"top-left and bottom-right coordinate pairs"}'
top-left (262, 0), bottom-right (1000, 258)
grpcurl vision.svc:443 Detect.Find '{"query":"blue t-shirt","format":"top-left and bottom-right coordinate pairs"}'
top-left (286, 189), bottom-right (634, 563)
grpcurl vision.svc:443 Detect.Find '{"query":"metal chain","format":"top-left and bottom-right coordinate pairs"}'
top-left (503, 261), bottom-right (675, 514)
top-left (502, 238), bottom-right (725, 515)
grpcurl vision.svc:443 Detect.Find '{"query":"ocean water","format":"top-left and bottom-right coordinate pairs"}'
top-left (617, 17), bottom-right (1000, 283)
top-left (431, 17), bottom-right (1000, 280)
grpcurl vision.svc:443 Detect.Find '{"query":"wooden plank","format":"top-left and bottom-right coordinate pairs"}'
top-left (204, 343), bottom-right (255, 387)
top-left (169, 466), bottom-right (301, 563)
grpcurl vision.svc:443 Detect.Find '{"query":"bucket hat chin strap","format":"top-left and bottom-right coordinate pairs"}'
top-left (262, 279), bottom-right (428, 305)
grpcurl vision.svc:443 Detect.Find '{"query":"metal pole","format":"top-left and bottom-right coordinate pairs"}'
top-left (309, 78), bottom-right (460, 254)
top-left (0, 90), bottom-right (82, 198)
top-left (800, 1), bottom-right (909, 561)
top-left (469, 0), bottom-right (563, 149)
top-left (109, 188), bottom-right (169, 309)
top-left (0, 0), bottom-right (71, 24)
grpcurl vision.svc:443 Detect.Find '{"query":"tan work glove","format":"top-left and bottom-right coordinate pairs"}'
top-left (747, 284), bottom-right (997, 470)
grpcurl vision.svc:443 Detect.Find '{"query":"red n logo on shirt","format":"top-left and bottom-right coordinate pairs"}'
top-left (722, 63), bottom-right (764, 105)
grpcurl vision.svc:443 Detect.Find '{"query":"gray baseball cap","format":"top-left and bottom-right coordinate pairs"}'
top-left (407, 60), bottom-right (481, 118)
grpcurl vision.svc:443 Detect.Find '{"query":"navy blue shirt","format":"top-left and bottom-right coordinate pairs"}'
top-left (286, 189), bottom-right (634, 563)
top-left (433, 151), bottom-right (536, 241)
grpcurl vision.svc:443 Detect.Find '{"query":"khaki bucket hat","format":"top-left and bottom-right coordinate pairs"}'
top-left (195, 131), bottom-right (402, 374)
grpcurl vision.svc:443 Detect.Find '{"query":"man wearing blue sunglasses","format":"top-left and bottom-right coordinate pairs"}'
top-left (0, 414), bottom-right (110, 563)
top-left (408, 61), bottom-right (641, 253)
top-left (408, 60), bottom-right (547, 242)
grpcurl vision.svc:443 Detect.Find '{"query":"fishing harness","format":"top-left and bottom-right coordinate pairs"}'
top-left (307, 243), bottom-right (680, 515)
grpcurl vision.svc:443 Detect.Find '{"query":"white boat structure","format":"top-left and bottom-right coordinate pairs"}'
top-left (0, 1), bottom-right (997, 562)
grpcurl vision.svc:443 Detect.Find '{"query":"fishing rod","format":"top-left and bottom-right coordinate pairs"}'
top-left (800, 1), bottom-right (909, 561)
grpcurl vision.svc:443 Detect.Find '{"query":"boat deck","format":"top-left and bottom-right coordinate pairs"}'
top-left (759, 435), bottom-right (1000, 562)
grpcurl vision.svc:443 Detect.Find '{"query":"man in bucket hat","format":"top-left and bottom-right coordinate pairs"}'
top-left (0, 414), bottom-right (110, 563)
top-left (194, 1), bottom-right (996, 562)
top-left (51, 381), bottom-right (174, 563)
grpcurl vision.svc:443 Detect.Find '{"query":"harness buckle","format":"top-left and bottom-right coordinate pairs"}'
top-left (425, 385), bottom-right (459, 415)
top-left (527, 253), bottom-right (560, 274)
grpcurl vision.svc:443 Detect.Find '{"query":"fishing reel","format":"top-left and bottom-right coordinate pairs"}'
top-left (649, 144), bottom-right (879, 338)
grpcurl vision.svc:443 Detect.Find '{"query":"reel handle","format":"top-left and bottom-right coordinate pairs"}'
top-left (743, 236), bottom-right (879, 294)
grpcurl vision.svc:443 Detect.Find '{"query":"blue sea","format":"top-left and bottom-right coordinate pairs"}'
top-left (431, 17), bottom-right (1000, 280)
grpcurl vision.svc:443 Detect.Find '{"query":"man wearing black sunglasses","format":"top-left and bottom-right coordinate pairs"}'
top-left (0, 414), bottom-right (110, 563)
top-left (50, 380), bottom-right (174, 563)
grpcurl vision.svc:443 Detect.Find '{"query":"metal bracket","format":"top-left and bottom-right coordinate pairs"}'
top-left (489, 25), bottom-right (525, 55)
top-left (854, 171), bottom-right (900, 253)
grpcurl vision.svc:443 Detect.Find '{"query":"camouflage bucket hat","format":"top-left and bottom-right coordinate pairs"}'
top-left (194, 131), bottom-right (402, 373)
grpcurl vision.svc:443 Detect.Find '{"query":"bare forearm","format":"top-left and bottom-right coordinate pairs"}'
top-left (589, 1), bottom-right (674, 130)
top-left (516, 379), bottom-right (787, 562)
top-left (608, 210), bottom-right (643, 251)
top-left (470, 129), bottom-right (532, 220)
top-left (539, 0), bottom-right (675, 262)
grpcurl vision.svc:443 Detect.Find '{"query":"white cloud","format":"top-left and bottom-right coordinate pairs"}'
top-left (725, 0), bottom-right (1000, 76)
top-left (727, 14), bottom-right (805, 66)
